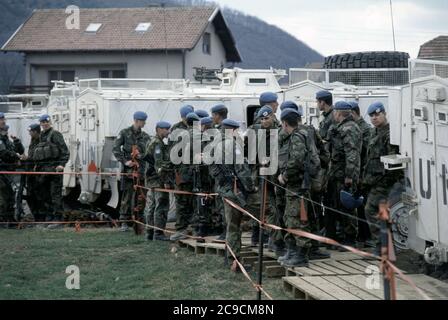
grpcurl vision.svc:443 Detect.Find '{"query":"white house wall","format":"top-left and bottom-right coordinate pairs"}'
top-left (184, 23), bottom-right (227, 80)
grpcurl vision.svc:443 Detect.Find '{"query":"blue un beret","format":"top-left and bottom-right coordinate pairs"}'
top-left (259, 92), bottom-right (278, 105)
top-left (180, 105), bottom-right (194, 118)
top-left (348, 101), bottom-right (359, 110)
top-left (257, 106), bottom-right (273, 118)
top-left (186, 112), bottom-right (200, 122)
top-left (28, 123), bottom-right (41, 131)
top-left (280, 101), bottom-right (299, 111)
top-left (195, 110), bottom-right (209, 118)
top-left (200, 117), bottom-right (213, 126)
top-left (156, 121), bottom-right (171, 129)
top-left (334, 101), bottom-right (352, 110)
top-left (133, 111), bottom-right (148, 121)
top-left (39, 114), bottom-right (51, 122)
top-left (280, 109), bottom-right (302, 121)
top-left (367, 102), bottom-right (385, 115)
top-left (316, 90), bottom-right (332, 100)
top-left (211, 104), bottom-right (227, 114)
top-left (0, 112), bottom-right (4, 119)
top-left (222, 119), bottom-right (240, 128)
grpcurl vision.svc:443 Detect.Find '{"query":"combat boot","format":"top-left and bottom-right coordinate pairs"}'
top-left (273, 241), bottom-right (286, 258)
top-left (277, 242), bottom-right (295, 263)
top-left (154, 231), bottom-right (170, 241)
top-left (309, 246), bottom-right (331, 260)
top-left (217, 230), bottom-right (226, 241)
top-left (119, 223), bottom-right (130, 232)
top-left (145, 229), bottom-right (154, 241)
top-left (170, 230), bottom-right (188, 241)
top-left (281, 247), bottom-right (309, 268)
top-left (47, 214), bottom-right (63, 229)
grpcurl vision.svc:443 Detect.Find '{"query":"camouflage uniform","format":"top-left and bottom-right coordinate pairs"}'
top-left (326, 115), bottom-right (362, 243)
top-left (0, 134), bottom-right (23, 223)
top-left (363, 123), bottom-right (403, 243)
top-left (112, 126), bottom-right (150, 221)
top-left (34, 128), bottom-right (69, 219)
top-left (355, 117), bottom-right (372, 242)
top-left (210, 132), bottom-right (256, 260)
top-left (248, 118), bottom-right (282, 245)
top-left (170, 121), bottom-right (195, 232)
top-left (26, 136), bottom-right (45, 220)
top-left (143, 135), bottom-right (172, 238)
top-left (280, 127), bottom-right (310, 250)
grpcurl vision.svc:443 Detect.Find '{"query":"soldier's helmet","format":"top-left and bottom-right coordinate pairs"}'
top-left (340, 190), bottom-right (364, 210)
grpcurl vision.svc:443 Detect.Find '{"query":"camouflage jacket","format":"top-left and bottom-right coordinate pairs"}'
top-left (143, 135), bottom-right (172, 188)
top-left (249, 120), bottom-right (281, 178)
top-left (363, 123), bottom-right (402, 188)
top-left (328, 116), bottom-right (362, 182)
top-left (318, 108), bottom-right (337, 142)
top-left (0, 134), bottom-right (22, 167)
top-left (210, 133), bottom-right (255, 204)
top-left (281, 127), bottom-right (307, 188)
top-left (38, 128), bottom-right (69, 167)
top-left (356, 117), bottom-right (372, 176)
top-left (113, 126), bottom-right (150, 175)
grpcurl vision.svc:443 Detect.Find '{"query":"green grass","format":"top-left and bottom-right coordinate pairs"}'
top-left (0, 228), bottom-right (290, 300)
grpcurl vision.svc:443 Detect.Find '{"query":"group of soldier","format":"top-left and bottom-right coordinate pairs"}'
top-left (111, 90), bottom-right (403, 272)
top-left (0, 89), bottom-right (403, 271)
top-left (0, 113), bottom-right (69, 226)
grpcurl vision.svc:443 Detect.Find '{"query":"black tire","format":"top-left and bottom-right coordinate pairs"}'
top-left (323, 51), bottom-right (410, 69)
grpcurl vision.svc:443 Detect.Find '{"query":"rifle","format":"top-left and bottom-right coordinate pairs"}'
top-left (14, 170), bottom-right (26, 222)
top-left (192, 165), bottom-right (207, 242)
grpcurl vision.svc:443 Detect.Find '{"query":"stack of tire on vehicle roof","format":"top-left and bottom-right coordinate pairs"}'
top-left (323, 51), bottom-right (410, 69)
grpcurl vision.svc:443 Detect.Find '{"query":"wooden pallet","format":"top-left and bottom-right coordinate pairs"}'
top-left (283, 274), bottom-right (448, 300)
top-left (178, 238), bottom-right (227, 256)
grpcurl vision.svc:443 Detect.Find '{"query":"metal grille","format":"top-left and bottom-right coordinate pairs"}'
top-left (290, 68), bottom-right (409, 86)
top-left (410, 59), bottom-right (448, 80)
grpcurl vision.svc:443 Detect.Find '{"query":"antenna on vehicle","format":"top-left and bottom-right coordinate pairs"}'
top-left (389, 0), bottom-right (397, 51)
top-left (162, 2), bottom-right (170, 79)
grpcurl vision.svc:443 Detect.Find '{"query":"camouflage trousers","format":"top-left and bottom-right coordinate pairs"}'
top-left (211, 180), bottom-right (225, 230)
top-left (365, 185), bottom-right (391, 243)
top-left (37, 168), bottom-right (64, 217)
top-left (259, 182), bottom-right (284, 245)
top-left (224, 192), bottom-right (259, 260)
top-left (283, 187), bottom-right (312, 249)
top-left (192, 196), bottom-right (212, 228)
top-left (0, 175), bottom-right (14, 221)
top-left (175, 182), bottom-right (194, 231)
top-left (26, 175), bottom-right (45, 219)
top-left (144, 188), bottom-right (169, 233)
top-left (119, 176), bottom-right (146, 221)
top-left (324, 178), bottom-right (358, 242)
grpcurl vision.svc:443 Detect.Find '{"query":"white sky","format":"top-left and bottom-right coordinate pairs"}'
top-left (213, 0), bottom-right (448, 58)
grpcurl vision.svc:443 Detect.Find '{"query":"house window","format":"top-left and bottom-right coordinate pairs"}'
top-left (99, 70), bottom-right (126, 78)
top-left (86, 23), bottom-right (102, 33)
top-left (135, 23), bottom-right (152, 33)
top-left (49, 70), bottom-right (75, 85)
top-left (203, 32), bottom-right (211, 55)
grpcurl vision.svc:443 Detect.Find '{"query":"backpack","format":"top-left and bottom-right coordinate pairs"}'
top-left (296, 126), bottom-right (322, 192)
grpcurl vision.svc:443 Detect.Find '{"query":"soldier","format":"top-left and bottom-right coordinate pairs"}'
top-left (143, 121), bottom-right (172, 241)
top-left (0, 124), bottom-right (24, 227)
top-left (250, 106), bottom-right (282, 254)
top-left (210, 104), bottom-right (229, 240)
top-left (210, 104), bottom-right (228, 129)
top-left (253, 92), bottom-right (280, 125)
top-left (170, 112), bottom-right (200, 240)
top-left (326, 102), bottom-right (362, 247)
top-left (171, 105), bottom-right (194, 132)
top-left (316, 90), bottom-right (336, 142)
top-left (209, 119), bottom-right (257, 272)
top-left (280, 102), bottom-right (330, 260)
top-left (25, 123), bottom-right (45, 221)
top-left (363, 102), bottom-right (403, 252)
top-left (32, 114), bottom-right (69, 225)
top-left (277, 109), bottom-right (310, 267)
top-left (113, 111), bottom-right (150, 232)
top-left (349, 101), bottom-right (372, 246)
